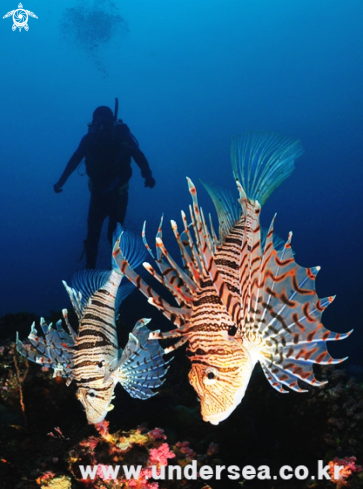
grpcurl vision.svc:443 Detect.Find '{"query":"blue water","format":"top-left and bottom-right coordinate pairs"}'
top-left (0, 0), bottom-right (362, 364)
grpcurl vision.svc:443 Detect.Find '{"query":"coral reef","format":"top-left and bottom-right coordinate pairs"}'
top-left (67, 424), bottom-right (219, 488)
top-left (0, 311), bottom-right (362, 488)
top-left (328, 456), bottom-right (362, 488)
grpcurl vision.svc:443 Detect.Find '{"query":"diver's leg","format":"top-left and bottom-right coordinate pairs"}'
top-left (107, 192), bottom-right (128, 244)
top-left (86, 193), bottom-right (107, 268)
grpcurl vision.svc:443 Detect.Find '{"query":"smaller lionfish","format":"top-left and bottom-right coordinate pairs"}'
top-left (17, 228), bottom-right (170, 424)
top-left (112, 132), bottom-right (352, 425)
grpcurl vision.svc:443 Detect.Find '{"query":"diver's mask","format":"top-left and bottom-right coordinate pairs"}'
top-left (88, 117), bottom-right (114, 135)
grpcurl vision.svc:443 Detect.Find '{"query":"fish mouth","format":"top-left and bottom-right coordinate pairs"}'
top-left (87, 413), bottom-right (107, 425)
top-left (202, 404), bottom-right (237, 425)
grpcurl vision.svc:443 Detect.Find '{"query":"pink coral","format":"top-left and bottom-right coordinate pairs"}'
top-left (97, 465), bottom-right (113, 481)
top-left (125, 443), bottom-right (174, 488)
top-left (149, 443), bottom-right (175, 466)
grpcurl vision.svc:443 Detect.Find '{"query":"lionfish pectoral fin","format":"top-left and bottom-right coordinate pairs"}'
top-left (260, 363), bottom-right (292, 393)
top-left (16, 316), bottom-right (74, 378)
top-left (116, 319), bottom-right (171, 399)
top-left (62, 309), bottom-right (77, 342)
top-left (65, 374), bottom-right (74, 386)
top-left (16, 331), bottom-right (44, 364)
top-left (249, 225), bottom-right (351, 395)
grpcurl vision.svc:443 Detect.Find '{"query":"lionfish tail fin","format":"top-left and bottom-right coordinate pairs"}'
top-left (16, 317), bottom-right (74, 378)
top-left (231, 131), bottom-right (304, 206)
top-left (200, 181), bottom-right (240, 242)
top-left (112, 225), bottom-right (148, 271)
top-left (247, 227), bottom-right (351, 394)
top-left (116, 318), bottom-right (171, 399)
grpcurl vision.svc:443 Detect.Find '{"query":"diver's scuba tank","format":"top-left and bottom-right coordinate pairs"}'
top-left (114, 97), bottom-right (118, 121)
top-left (86, 98), bottom-right (139, 147)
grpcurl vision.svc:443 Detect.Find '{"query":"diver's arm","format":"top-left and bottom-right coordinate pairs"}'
top-left (126, 134), bottom-right (155, 188)
top-left (54, 136), bottom-right (87, 193)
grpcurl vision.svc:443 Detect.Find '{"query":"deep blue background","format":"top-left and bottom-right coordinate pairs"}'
top-left (0, 1), bottom-right (362, 364)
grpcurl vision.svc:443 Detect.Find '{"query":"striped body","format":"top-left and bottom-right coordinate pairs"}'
top-left (112, 132), bottom-right (352, 424)
top-left (186, 213), bottom-right (258, 423)
top-left (68, 269), bottom-right (121, 424)
top-left (17, 228), bottom-right (170, 425)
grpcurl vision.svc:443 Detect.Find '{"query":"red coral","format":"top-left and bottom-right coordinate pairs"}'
top-left (79, 436), bottom-right (99, 450)
top-left (40, 471), bottom-right (55, 481)
top-left (328, 456), bottom-right (362, 488)
top-left (148, 427), bottom-right (167, 441)
top-left (95, 419), bottom-right (110, 437)
top-left (207, 442), bottom-right (219, 456)
top-left (175, 441), bottom-right (195, 459)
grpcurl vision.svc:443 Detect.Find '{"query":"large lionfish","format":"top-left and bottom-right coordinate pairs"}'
top-left (113, 132), bottom-right (352, 425)
top-left (17, 229), bottom-right (170, 424)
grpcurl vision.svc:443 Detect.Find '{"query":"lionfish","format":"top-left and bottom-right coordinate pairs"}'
top-left (113, 132), bottom-right (352, 425)
top-left (17, 228), bottom-right (170, 424)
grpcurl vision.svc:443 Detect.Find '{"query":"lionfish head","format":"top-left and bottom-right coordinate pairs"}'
top-left (76, 381), bottom-right (115, 425)
top-left (187, 337), bottom-right (254, 425)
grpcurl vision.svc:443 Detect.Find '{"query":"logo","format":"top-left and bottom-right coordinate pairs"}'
top-left (3, 3), bottom-right (38, 31)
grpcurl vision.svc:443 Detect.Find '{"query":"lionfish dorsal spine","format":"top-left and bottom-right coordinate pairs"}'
top-left (171, 219), bottom-right (200, 286)
top-left (112, 240), bottom-right (187, 328)
top-left (181, 209), bottom-right (204, 279)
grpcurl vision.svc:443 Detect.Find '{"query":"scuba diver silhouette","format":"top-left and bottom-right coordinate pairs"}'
top-left (54, 99), bottom-right (155, 269)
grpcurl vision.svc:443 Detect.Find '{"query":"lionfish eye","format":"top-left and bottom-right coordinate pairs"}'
top-left (228, 326), bottom-right (237, 336)
top-left (204, 367), bottom-right (219, 384)
top-left (97, 361), bottom-right (104, 368)
top-left (88, 391), bottom-right (95, 398)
